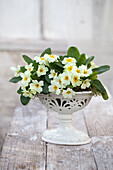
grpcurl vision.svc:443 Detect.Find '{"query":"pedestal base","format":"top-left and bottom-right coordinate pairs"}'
top-left (42, 128), bottom-right (91, 145)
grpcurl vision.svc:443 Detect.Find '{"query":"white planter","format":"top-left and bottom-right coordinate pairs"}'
top-left (38, 91), bottom-right (93, 145)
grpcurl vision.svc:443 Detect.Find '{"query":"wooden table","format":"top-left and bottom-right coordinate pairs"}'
top-left (0, 95), bottom-right (113, 170)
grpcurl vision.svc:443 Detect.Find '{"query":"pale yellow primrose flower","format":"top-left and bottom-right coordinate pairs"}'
top-left (64, 64), bottom-right (76, 73)
top-left (10, 65), bottom-right (20, 76)
top-left (30, 89), bottom-right (37, 95)
top-left (54, 74), bottom-right (65, 88)
top-left (62, 88), bottom-right (75, 98)
top-left (73, 66), bottom-right (82, 75)
top-left (61, 72), bottom-right (71, 86)
top-left (20, 71), bottom-right (31, 87)
top-left (25, 63), bottom-right (33, 72)
top-left (71, 74), bottom-right (82, 87)
top-left (90, 62), bottom-right (98, 69)
top-left (81, 79), bottom-right (91, 89)
top-left (48, 80), bottom-right (61, 95)
top-left (79, 65), bottom-right (92, 77)
top-left (62, 57), bottom-right (76, 65)
top-left (49, 70), bottom-right (57, 79)
top-left (23, 90), bottom-right (33, 98)
top-left (37, 65), bottom-right (48, 77)
top-left (34, 56), bottom-right (46, 65)
top-left (44, 54), bottom-right (59, 63)
top-left (30, 80), bottom-right (44, 93)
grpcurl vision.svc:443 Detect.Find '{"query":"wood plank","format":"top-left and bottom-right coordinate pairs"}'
top-left (92, 136), bottom-right (113, 170)
top-left (0, 99), bottom-right (47, 170)
top-left (47, 109), bottom-right (97, 170)
top-left (47, 143), bottom-right (97, 170)
top-left (83, 96), bottom-right (113, 137)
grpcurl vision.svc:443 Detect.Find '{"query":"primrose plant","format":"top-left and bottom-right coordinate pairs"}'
top-left (10, 46), bottom-right (110, 105)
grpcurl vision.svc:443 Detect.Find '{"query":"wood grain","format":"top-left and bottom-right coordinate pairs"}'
top-left (1, 95), bottom-right (113, 169)
top-left (83, 96), bottom-right (113, 137)
top-left (92, 136), bottom-right (113, 170)
top-left (0, 99), bottom-right (47, 170)
top-left (47, 143), bottom-right (97, 170)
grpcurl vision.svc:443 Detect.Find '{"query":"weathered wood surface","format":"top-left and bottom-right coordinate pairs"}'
top-left (84, 96), bottom-right (113, 137)
top-left (0, 96), bottom-right (113, 170)
top-left (0, 99), bottom-right (47, 170)
top-left (92, 136), bottom-right (113, 170)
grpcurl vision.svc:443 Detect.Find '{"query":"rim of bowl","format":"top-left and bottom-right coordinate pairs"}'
top-left (38, 91), bottom-right (93, 97)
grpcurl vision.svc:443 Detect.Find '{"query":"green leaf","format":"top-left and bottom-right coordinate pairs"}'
top-left (41, 48), bottom-right (52, 57)
top-left (67, 84), bottom-right (73, 89)
top-left (92, 65), bottom-right (110, 74)
top-left (88, 71), bottom-right (98, 80)
top-left (9, 76), bottom-right (22, 83)
top-left (20, 66), bottom-right (27, 73)
top-left (67, 46), bottom-right (80, 60)
top-left (20, 94), bottom-right (30, 105)
top-left (92, 79), bottom-right (108, 100)
top-left (92, 79), bottom-right (106, 93)
top-left (77, 53), bottom-right (86, 66)
top-left (45, 74), bottom-right (51, 84)
top-left (22, 55), bottom-right (33, 64)
top-left (49, 62), bottom-right (64, 73)
top-left (87, 62), bottom-right (91, 69)
top-left (85, 56), bottom-right (95, 65)
top-left (42, 81), bottom-right (49, 94)
top-left (102, 92), bottom-right (109, 100)
top-left (59, 55), bottom-right (65, 61)
top-left (33, 60), bottom-right (38, 70)
top-left (17, 87), bottom-right (22, 94)
top-left (31, 72), bottom-right (40, 80)
top-left (54, 61), bottom-right (63, 68)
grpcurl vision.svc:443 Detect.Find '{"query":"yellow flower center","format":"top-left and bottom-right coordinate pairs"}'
top-left (39, 68), bottom-right (44, 72)
top-left (49, 55), bottom-right (55, 58)
top-left (64, 76), bottom-right (69, 81)
top-left (41, 57), bottom-right (44, 60)
top-left (67, 66), bottom-right (73, 72)
top-left (53, 85), bottom-right (58, 90)
top-left (26, 92), bottom-right (30, 94)
top-left (84, 81), bottom-right (87, 85)
top-left (83, 70), bottom-right (87, 74)
top-left (59, 79), bottom-right (62, 84)
top-left (24, 77), bottom-right (28, 81)
top-left (66, 91), bottom-right (71, 94)
top-left (73, 76), bottom-right (79, 83)
top-left (53, 73), bottom-right (56, 77)
top-left (66, 58), bottom-right (72, 63)
top-left (76, 69), bottom-right (81, 73)
top-left (35, 84), bottom-right (39, 88)
top-left (29, 68), bottom-right (31, 71)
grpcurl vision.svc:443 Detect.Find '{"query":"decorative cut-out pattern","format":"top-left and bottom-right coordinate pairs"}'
top-left (38, 93), bottom-right (92, 114)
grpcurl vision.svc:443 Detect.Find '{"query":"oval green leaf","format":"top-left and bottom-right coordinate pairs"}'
top-left (85, 56), bottom-right (95, 65)
top-left (9, 76), bottom-right (22, 83)
top-left (41, 48), bottom-right (52, 57)
top-left (77, 53), bottom-right (86, 66)
top-left (22, 55), bottom-right (33, 64)
top-left (67, 46), bottom-right (80, 60)
top-left (92, 65), bottom-right (110, 74)
top-left (92, 79), bottom-right (108, 100)
top-left (20, 95), bottom-right (30, 105)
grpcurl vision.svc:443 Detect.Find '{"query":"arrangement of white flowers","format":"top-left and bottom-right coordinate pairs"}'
top-left (10, 46), bottom-right (110, 105)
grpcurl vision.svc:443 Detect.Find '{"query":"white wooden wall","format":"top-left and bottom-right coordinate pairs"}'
top-left (0, 0), bottom-right (113, 41)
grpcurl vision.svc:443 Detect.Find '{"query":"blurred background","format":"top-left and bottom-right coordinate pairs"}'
top-left (0, 0), bottom-right (113, 152)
